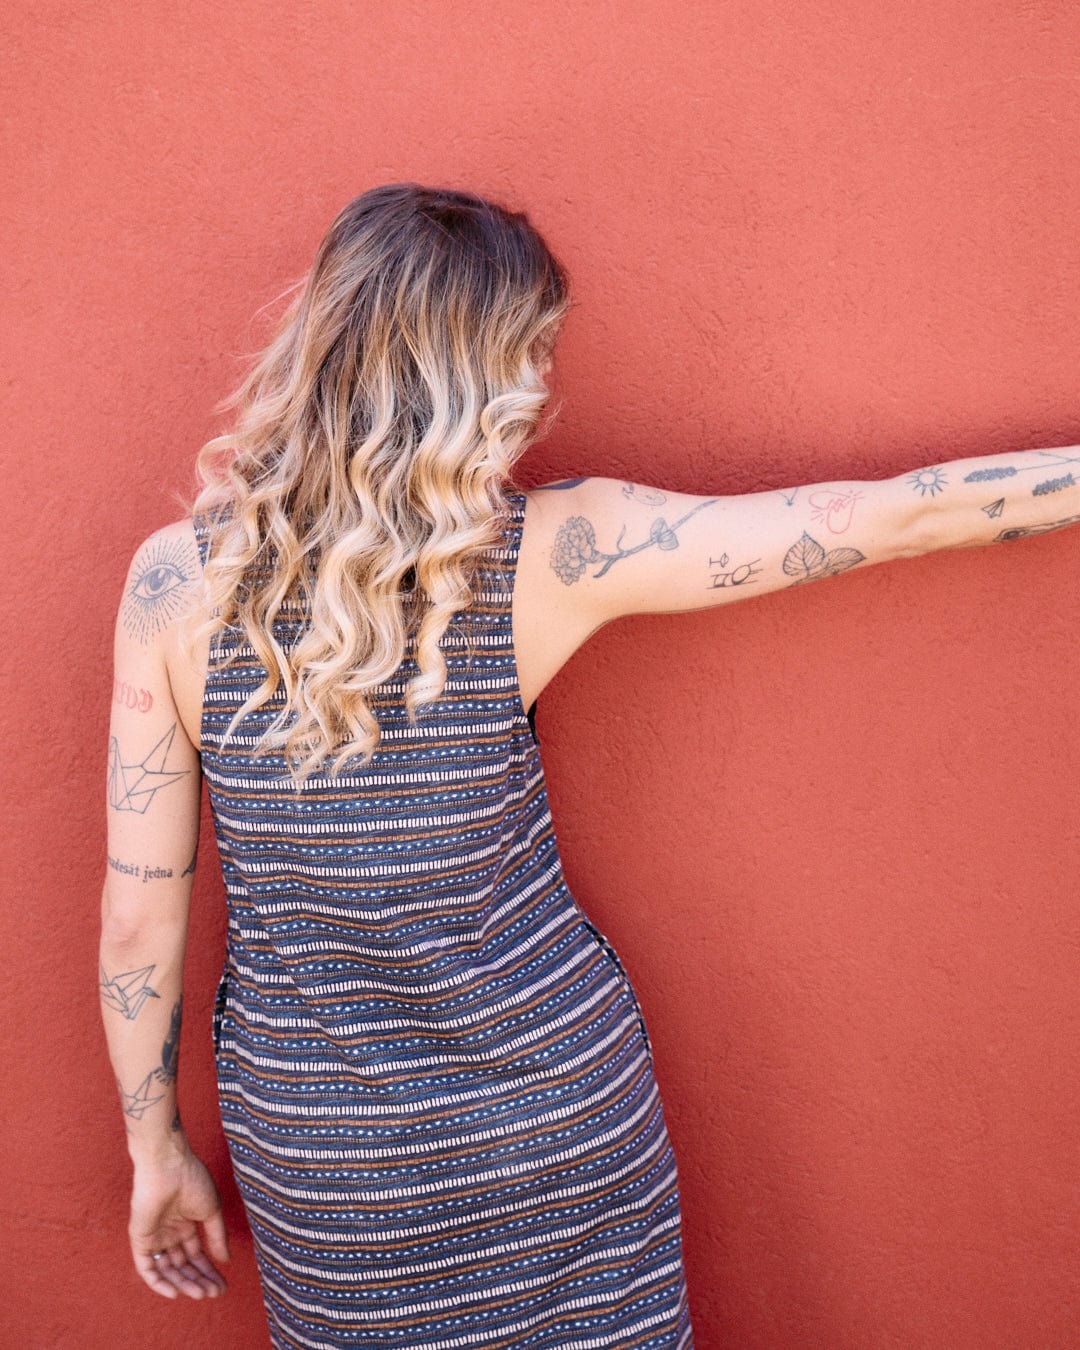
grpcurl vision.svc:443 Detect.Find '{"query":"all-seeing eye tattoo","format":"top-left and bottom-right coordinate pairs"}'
top-left (995, 513), bottom-right (1080, 543)
top-left (108, 724), bottom-right (190, 813)
top-left (122, 536), bottom-right (197, 644)
top-left (551, 499), bottom-right (719, 584)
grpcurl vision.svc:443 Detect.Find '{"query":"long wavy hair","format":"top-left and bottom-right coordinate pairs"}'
top-left (189, 183), bottom-right (571, 782)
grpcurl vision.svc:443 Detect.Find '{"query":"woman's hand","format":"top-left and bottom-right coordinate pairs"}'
top-left (128, 1149), bottom-right (230, 1300)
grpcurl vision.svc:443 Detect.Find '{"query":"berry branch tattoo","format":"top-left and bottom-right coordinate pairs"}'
top-left (551, 499), bottom-right (719, 584)
top-left (121, 535), bottom-right (197, 644)
top-left (963, 449), bottom-right (1080, 498)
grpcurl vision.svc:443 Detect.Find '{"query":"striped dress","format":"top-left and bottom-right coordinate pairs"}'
top-left (194, 489), bottom-right (693, 1349)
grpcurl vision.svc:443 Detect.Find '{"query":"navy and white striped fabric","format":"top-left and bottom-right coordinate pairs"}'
top-left (194, 489), bottom-right (693, 1348)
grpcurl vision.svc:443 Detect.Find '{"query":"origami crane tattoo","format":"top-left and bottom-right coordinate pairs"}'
top-left (100, 963), bottom-right (161, 1020)
top-left (119, 1071), bottom-right (166, 1120)
top-left (108, 724), bottom-right (189, 813)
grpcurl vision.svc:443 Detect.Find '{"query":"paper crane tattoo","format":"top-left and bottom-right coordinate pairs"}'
top-left (100, 963), bottom-right (161, 1020)
top-left (118, 1071), bottom-right (166, 1120)
top-left (108, 724), bottom-right (189, 813)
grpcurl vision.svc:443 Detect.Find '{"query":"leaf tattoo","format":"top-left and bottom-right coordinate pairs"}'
top-left (782, 531), bottom-right (866, 585)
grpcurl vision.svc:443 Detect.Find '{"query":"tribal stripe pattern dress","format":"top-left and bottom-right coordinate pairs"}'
top-left (194, 489), bottom-right (693, 1349)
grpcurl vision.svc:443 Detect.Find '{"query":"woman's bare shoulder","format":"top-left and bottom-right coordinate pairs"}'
top-left (117, 517), bottom-right (202, 649)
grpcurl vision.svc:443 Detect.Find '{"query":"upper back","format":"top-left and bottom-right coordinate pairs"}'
top-left (165, 486), bottom-right (609, 754)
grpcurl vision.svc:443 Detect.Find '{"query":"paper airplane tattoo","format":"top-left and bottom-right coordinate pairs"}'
top-left (108, 724), bottom-right (189, 813)
top-left (100, 963), bottom-right (161, 1020)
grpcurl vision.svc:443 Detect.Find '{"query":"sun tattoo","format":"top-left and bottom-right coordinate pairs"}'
top-left (906, 466), bottom-right (948, 498)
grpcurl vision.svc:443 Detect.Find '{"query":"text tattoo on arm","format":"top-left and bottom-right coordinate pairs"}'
top-left (121, 535), bottom-right (197, 645)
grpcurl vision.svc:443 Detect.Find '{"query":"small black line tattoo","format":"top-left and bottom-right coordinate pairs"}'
top-left (121, 535), bottom-right (197, 645)
top-left (982, 498), bottom-right (1005, 518)
top-left (777, 487), bottom-right (799, 507)
top-left (551, 499), bottom-right (719, 584)
top-left (100, 963), bottom-right (161, 1020)
top-left (620, 482), bottom-right (668, 507)
top-left (782, 531), bottom-right (866, 585)
top-left (181, 846), bottom-right (197, 878)
top-left (708, 552), bottom-right (763, 589)
top-left (108, 724), bottom-right (189, 813)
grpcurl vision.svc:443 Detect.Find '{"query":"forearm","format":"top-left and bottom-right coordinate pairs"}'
top-left (911, 444), bottom-right (1080, 554)
top-left (99, 891), bottom-right (191, 1166)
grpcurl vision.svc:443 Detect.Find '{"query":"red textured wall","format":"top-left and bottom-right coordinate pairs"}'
top-left (5, 4), bottom-right (1079, 1346)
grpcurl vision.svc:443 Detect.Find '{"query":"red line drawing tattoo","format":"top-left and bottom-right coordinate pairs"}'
top-left (807, 487), bottom-right (864, 535)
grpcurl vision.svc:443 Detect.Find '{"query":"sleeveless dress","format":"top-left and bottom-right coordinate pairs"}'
top-left (194, 490), bottom-right (693, 1349)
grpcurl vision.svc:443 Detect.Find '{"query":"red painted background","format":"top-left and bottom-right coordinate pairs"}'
top-left (5, 4), bottom-right (1080, 1346)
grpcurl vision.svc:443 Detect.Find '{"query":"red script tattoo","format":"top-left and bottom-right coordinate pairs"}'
top-left (113, 678), bottom-right (153, 714)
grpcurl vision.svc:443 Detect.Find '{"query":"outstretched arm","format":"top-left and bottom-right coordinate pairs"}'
top-left (100, 521), bottom-right (228, 1301)
top-left (534, 445), bottom-right (1080, 624)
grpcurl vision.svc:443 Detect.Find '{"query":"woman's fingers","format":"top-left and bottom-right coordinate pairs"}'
top-left (201, 1208), bottom-right (230, 1265)
top-left (136, 1245), bottom-right (209, 1299)
top-left (162, 1242), bottom-right (217, 1296)
top-left (136, 1253), bottom-right (180, 1300)
top-left (180, 1234), bottom-right (227, 1292)
top-left (135, 1251), bottom-right (181, 1299)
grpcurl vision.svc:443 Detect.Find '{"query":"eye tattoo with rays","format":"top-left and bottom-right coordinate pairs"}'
top-left (121, 536), bottom-right (197, 644)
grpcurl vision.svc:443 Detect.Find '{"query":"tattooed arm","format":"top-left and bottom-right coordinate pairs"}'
top-left (533, 448), bottom-right (1080, 624)
top-left (100, 520), bottom-right (228, 1300)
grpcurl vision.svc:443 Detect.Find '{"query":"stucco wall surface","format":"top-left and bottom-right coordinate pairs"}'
top-left (3, 3), bottom-right (1079, 1346)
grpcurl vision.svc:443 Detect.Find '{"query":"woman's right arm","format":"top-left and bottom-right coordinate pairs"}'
top-left (100, 524), bottom-right (228, 1301)
top-left (534, 444), bottom-right (1080, 625)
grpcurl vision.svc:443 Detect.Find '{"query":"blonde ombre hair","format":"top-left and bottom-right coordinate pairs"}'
top-left (190, 183), bottom-right (571, 781)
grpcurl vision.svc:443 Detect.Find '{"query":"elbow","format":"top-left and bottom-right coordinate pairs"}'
top-left (894, 496), bottom-right (941, 560)
top-left (100, 887), bottom-right (180, 951)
